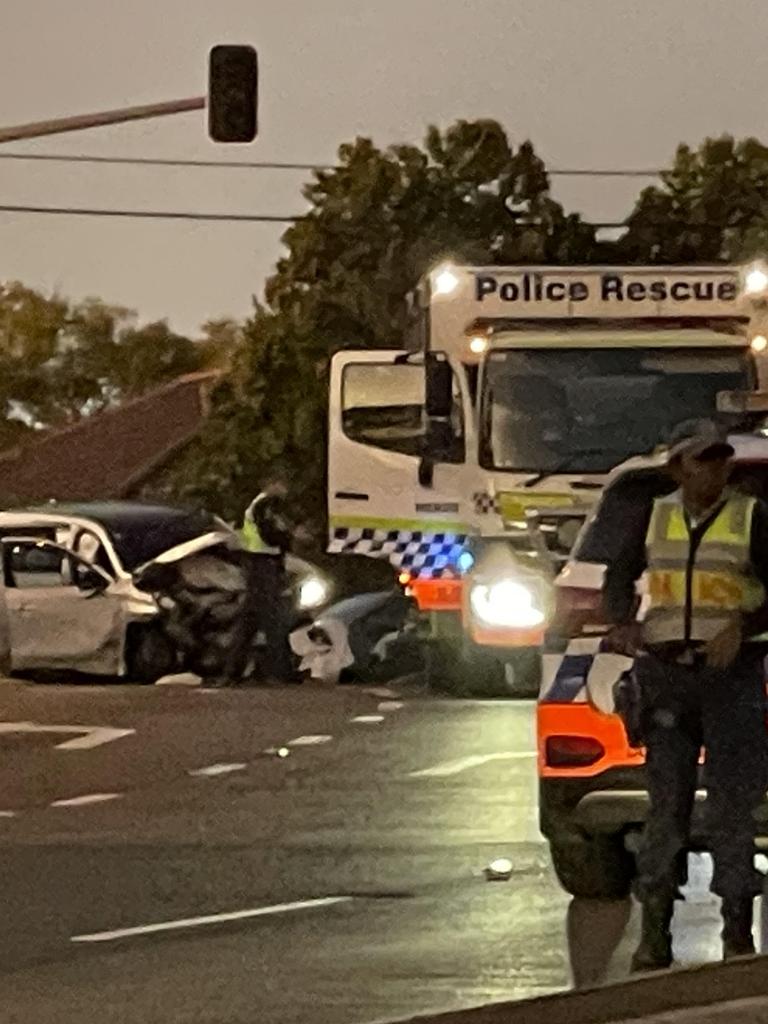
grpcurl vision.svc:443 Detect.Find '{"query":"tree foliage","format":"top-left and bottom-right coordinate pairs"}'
top-left (620, 135), bottom-right (768, 263)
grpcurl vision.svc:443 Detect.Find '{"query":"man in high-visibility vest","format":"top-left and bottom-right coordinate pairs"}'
top-left (240, 483), bottom-right (293, 555)
top-left (605, 420), bottom-right (768, 970)
top-left (224, 482), bottom-right (296, 684)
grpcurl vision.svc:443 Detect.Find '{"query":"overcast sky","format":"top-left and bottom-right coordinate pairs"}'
top-left (2, 0), bottom-right (768, 336)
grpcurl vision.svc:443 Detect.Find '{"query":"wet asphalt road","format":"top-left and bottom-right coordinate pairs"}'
top-left (0, 678), bottom-right (744, 1024)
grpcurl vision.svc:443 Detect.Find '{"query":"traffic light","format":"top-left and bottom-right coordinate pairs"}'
top-left (208, 45), bottom-right (258, 143)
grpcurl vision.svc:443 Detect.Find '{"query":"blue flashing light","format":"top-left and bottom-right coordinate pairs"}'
top-left (457, 550), bottom-right (475, 574)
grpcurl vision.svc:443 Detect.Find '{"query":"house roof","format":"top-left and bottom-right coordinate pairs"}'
top-left (0, 371), bottom-right (219, 505)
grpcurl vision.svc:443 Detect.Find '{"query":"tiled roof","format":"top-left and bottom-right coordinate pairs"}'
top-left (0, 372), bottom-right (219, 505)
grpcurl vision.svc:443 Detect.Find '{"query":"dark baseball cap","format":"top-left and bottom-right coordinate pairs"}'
top-left (666, 419), bottom-right (735, 462)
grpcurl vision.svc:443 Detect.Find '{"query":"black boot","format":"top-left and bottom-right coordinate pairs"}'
top-left (722, 897), bottom-right (755, 960)
top-left (631, 895), bottom-right (674, 973)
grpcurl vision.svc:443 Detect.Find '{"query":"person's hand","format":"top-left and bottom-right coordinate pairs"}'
top-left (705, 617), bottom-right (742, 669)
top-left (604, 622), bottom-right (642, 657)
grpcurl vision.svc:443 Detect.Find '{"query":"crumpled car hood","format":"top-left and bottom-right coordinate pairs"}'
top-left (134, 530), bottom-right (240, 576)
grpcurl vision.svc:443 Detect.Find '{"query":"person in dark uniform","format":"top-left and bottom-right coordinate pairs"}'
top-left (604, 420), bottom-right (768, 970)
top-left (224, 482), bottom-right (296, 684)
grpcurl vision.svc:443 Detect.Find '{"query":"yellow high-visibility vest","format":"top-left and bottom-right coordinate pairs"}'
top-left (239, 515), bottom-right (279, 555)
top-left (643, 492), bottom-right (765, 645)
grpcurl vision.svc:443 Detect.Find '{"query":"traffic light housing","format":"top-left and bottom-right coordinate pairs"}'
top-left (208, 45), bottom-right (258, 143)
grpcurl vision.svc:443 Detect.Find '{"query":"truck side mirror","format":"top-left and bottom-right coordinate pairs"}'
top-left (425, 352), bottom-right (453, 419)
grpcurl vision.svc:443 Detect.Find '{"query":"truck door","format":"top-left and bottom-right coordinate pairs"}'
top-left (329, 350), bottom-right (472, 581)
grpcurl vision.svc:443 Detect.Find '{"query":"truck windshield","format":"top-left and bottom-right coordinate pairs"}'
top-left (480, 347), bottom-right (750, 473)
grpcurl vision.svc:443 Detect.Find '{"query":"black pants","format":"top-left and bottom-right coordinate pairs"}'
top-left (225, 553), bottom-right (292, 683)
top-left (634, 649), bottom-right (768, 902)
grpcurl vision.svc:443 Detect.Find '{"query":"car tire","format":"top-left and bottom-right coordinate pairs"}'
top-left (126, 626), bottom-right (177, 684)
top-left (548, 834), bottom-right (634, 900)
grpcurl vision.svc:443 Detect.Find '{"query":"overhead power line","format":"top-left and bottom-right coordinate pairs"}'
top-left (0, 203), bottom-right (300, 222)
top-left (0, 149), bottom-right (662, 177)
top-left (0, 203), bottom-right (726, 231)
top-left (0, 152), bottom-right (328, 172)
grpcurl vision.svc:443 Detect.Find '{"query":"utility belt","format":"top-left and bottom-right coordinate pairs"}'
top-left (614, 641), bottom-right (767, 748)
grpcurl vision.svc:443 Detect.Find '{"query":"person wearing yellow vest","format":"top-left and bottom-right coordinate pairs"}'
top-left (604, 419), bottom-right (768, 970)
top-left (223, 482), bottom-right (296, 685)
top-left (239, 483), bottom-right (292, 555)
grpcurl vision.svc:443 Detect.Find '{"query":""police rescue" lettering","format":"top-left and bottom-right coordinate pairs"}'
top-left (474, 272), bottom-right (738, 304)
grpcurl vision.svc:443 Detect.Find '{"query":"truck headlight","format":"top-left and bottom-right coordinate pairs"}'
top-left (469, 579), bottom-right (545, 629)
top-left (298, 576), bottom-right (329, 611)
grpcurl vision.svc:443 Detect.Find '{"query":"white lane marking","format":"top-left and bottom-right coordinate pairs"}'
top-left (287, 735), bottom-right (332, 747)
top-left (71, 895), bottom-right (353, 943)
top-left (409, 751), bottom-right (537, 778)
top-left (0, 722), bottom-right (135, 751)
top-left (189, 763), bottom-right (247, 777)
top-left (51, 793), bottom-right (122, 807)
top-left (57, 727), bottom-right (136, 751)
top-left (363, 687), bottom-right (398, 699)
top-left (377, 701), bottom-right (404, 712)
top-left (0, 811), bottom-right (17, 818)
top-left (351, 715), bottom-right (385, 724)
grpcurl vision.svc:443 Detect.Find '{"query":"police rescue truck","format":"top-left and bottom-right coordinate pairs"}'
top-left (328, 264), bottom-right (767, 693)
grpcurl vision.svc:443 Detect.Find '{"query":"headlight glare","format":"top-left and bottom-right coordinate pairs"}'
top-left (470, 579), bottom-right (545, 628)
top-left (298, 576), bottom-right (329, 610)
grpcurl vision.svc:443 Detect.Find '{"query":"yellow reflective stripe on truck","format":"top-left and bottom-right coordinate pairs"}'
top-left (496, 491), bottom-right (579, 522)
top-left (329, 515), bottom-right (470, 534)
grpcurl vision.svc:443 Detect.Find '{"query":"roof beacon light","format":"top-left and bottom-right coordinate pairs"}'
top-left (752, 334), bottom-right (768, 353)
top-left (433, 265), bottom-right (460, 296)
top-left (744, 263), bottom-right (768, 297)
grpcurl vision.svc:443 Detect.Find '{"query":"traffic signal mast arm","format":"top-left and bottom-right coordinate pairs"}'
top-left (0, 98), bottom-right (206, 145)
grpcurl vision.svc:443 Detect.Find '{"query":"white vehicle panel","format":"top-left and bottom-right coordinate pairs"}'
top-left (5, 582), bottom-right (125, 676)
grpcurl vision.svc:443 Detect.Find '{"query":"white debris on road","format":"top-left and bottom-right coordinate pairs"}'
top-left (155, 672), bottom-right (203, 687)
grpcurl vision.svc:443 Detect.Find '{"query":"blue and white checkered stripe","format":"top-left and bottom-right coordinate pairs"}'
top-left (540, 637), bottom-right (633, 705)
top-left (328, 526), bottom-right (468, 579)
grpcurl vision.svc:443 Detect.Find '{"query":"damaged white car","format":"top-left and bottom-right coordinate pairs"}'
top-left (0, 502), bottom-right (239, 680)
top-left (0, 502), bottom-right (331, 682)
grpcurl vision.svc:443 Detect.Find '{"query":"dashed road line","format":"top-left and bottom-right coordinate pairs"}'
top-left (377, 701), bottom-right (404, 712)
top-left (0, 811), bottom-right (17, 818)
top-left (71, 895), bottom-right (354, 943)
top-left (50, 793), bottom-right (122, 807)
top-left (363, 687), bottom-right (399, 699)
top-left (408, 751), bottom-right (537, 778)
top-left (189, 763), bottom-right (247, 778)
top-left (287, 735), bottom-right (333, 747)
top-left (350, 715), bottom-right (385, 724)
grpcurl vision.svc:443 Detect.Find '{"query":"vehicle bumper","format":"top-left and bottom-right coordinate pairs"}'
top-left (540, 769), bottom-right (768, 849)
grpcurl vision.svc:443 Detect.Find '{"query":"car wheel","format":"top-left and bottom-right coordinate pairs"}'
top-left (548, 834), bottom-right (634, 899)
top-left (126, 626), bottom-right (177, 684)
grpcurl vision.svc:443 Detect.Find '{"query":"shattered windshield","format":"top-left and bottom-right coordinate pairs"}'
top-left (480, 347), bottom-right (750, 473)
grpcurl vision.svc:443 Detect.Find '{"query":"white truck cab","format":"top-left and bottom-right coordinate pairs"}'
top-left (328, 264), bottom-right (765, 693)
